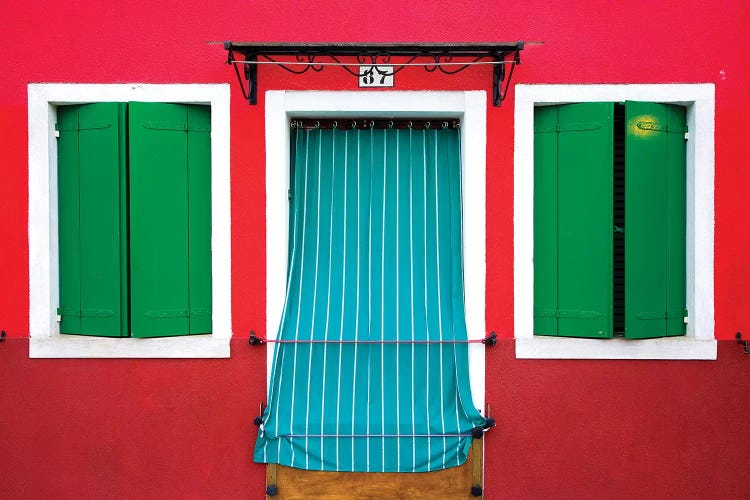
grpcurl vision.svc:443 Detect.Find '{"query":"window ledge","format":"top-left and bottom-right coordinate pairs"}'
top-left (515, 336), bottom-right (717, 360)
top-left (29, 335), bottom-right (231, 359)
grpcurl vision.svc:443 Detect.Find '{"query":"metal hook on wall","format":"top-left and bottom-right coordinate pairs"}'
top-left (736, 332), bottom-right (749, 354)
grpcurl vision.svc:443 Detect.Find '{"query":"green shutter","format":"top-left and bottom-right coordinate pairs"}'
top-left (533, 106), bottom-right (559, 336)
top-left (534, 103), bottom-right (613, 338)
top-left (57, 103), bottom-right (128, 337)
top-left (186, 105), bottom-right (212, 334)
top-left (624, 102), bottom-right (686, 339)
top-left (128, 102), bottom-right (206, 337)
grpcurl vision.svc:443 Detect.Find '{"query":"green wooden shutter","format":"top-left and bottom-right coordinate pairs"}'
top-left (128, 102), bottom-right (211, 337)
top-left (533, 106), bottom-right (559, 336)
top-left (624, 102), bottom-right (687, 339)
top-left (534, 103), bottom-right (613, 338)
top-left (186, 105), bottom-right (212, 334)
top-left (57, 103), bottom-right (129, 337)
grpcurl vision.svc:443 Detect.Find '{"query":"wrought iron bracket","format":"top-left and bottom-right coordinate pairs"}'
top-left (223, 41), bottom-right (524, 106)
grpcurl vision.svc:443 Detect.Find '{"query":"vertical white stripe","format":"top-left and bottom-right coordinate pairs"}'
top-left (303, 128), bottom-right (323, 469)
top-left (335, 130), bottom-right (349, 471)
top-left (422, 129), bottom-right (431, 470)
top-left (351, 130), bottom-right (361, 471)
top-left (395, 129), bottom-right (401, 472)
top-left (289, 129), bottom-right (312, 468)
top-left (445, 130), bottom-right (462, 466)
top-left (434, 129), bottom-right (447, 469)
top-left (380, 129), bottom-right (387, 472)
top-left (320, 128), bottom-right (336, 469)
top-left (409, 127), bottom-right (416, 471)
top-left (366, 127), bottom-right (373, 472)
top-left (450, 129), bottom-right (472, 465)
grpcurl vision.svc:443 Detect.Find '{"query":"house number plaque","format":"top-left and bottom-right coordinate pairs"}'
top-left (359, 65), bottom-right (395, 87)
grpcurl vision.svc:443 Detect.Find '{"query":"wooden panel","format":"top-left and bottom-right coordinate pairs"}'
top-left (128, 102), bottom-right (190, 337)
top-left (57, 102), bottom-right (128, 337)
top-left (186, 104), bottom-right (212, 335)
top-left (533, 105), bottom-right (559, 336)
top-left (624, 101), bottom-right (669, 339)
top-left (556, 102), bottom-right (613, 338)
top-left (268, 442), bottom-right (481, 499)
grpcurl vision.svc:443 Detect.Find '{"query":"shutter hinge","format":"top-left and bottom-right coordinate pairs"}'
top-left (684, 131), bottom-right (689, 140)
top-left (54, 129), bottom-right (60, 138)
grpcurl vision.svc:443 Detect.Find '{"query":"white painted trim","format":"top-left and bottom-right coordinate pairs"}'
top-left (513, 84), bottom-right (716, 360)
top-left (28, 83), bottom-right (232, 358)
top-left (266, 90), bottom-right (487, 411)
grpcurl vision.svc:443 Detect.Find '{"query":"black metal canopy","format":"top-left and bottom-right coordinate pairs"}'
top-left (223, 41), bottom-right (524, 106)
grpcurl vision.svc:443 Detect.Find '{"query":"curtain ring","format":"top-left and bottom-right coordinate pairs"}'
top-left (425, 121), bottom-right (431, 129)
top-left (388, 120), bottom-right (394, 128)
top-left (370, 120), bottom-right (375, 128)
top-left (315, 120), bottom-right (320, 129)
top-left (407, 121), bottom-right (413, 129)
top-left (351, 120), bottom-right (357, 129)
top-left (442, 121), bottom-right (449, 129)
top-left (332, 120), bottom-right (338, 129)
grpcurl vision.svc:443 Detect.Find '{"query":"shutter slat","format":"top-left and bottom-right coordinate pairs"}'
top-left (57, 105), bottom-right (82, 334)
top-left (533, 106), bottom-right (559, 336)
top-left (665, 104), bottom-right (687, 336)
top-left (556, 103), bottom-right (613, 338)
top-left (186, 105), bottom-right (212, 334)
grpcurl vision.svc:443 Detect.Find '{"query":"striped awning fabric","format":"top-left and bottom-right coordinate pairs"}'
top-left (254, 122), bottom-right (486, 472)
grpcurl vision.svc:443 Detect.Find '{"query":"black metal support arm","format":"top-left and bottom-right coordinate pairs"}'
top-left (223, 41), bottom-right (524, 106)
top-left (736, 332), bottom-right (749, 354)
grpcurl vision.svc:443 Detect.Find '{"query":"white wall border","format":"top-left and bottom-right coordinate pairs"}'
top-left (265, 90), bottom-right (487, 412)
top-left (514, 84), bottom-right (716, 360)
top-left (28, 83), bottom-right (232, 358)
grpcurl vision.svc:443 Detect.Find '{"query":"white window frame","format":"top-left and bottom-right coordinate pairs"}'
top-left (265, 90), bottom-right (487, 412)
top-left (514, 84), bottom-right (716, 360)
top-left (28, 83), bottom-right (232, 358)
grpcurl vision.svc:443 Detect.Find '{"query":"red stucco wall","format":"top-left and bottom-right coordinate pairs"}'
top-left (1, 1), bottom-right (748, 498)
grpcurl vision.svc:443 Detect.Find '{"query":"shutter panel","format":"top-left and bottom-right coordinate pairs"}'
top-left (186, 105), bottom-right (212, 334)
top-left (129, 102), bottom-right (191, 337)
top-left (556, 103), bottom-right (613, 338)
top-left (624, 101), bottom-right (686, 338)
top-left (57, 103), bottom-right (128, 337)
top-left (665, 105), bottom-right (687, 336)
top-left (533, 106), bottom-right (559, 336)
top-left (57, 105), bottom-right (82, 334)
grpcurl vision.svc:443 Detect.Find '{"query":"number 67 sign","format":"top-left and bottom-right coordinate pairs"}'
top-left (358, 65), bottom-right (395, 87)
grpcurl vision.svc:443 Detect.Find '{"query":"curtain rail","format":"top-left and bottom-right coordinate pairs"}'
top-left (291, 119), bottom-right (460, 130)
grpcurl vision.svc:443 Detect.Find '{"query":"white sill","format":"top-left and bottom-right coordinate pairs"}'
top-left (29, 335), bottom-right (231, 358)
top-left (515, 336), bottom-right (717, 360)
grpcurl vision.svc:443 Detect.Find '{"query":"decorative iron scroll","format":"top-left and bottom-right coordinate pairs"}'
top-left (223, 42), bottom-right (524, 106)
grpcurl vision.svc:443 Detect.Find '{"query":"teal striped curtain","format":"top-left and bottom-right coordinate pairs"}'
top-left (254, 124), bottom-right (485, 472)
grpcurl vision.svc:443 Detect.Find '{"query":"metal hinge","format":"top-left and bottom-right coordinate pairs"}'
top-left (684, 132), bottom-right (689, 140)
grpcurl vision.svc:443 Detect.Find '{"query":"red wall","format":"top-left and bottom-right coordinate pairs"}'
top-left (1, 1), bottom-right (749, 498)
